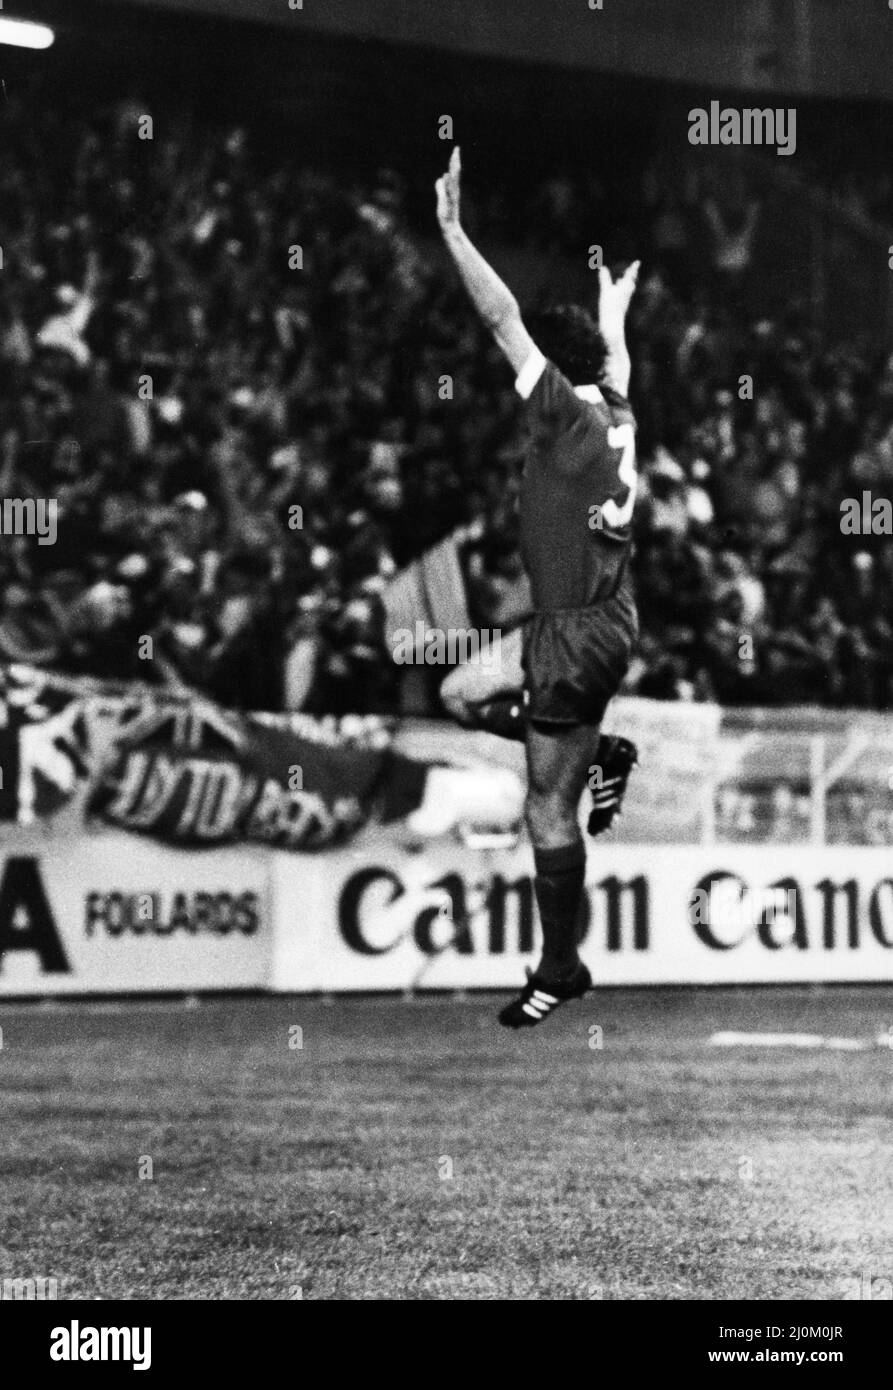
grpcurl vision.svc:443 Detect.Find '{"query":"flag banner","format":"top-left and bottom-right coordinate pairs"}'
top-left (382, 527), bottom-right (473, 662)
top-left (86, 703), bottom-right (400, 851)
top-left (0, 665), bottom-right (89, 825)
top-left (0, 666), bottom-right (525, 852)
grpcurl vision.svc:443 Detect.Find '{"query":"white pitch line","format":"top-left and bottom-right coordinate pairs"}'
top-left (710, 1030), bottom-right (889, 1052)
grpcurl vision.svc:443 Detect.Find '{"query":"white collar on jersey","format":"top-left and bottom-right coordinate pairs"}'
top-left (574, 384), bottom-right (604, 404)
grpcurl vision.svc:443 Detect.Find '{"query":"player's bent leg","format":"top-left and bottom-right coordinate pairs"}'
top-left (439, 625), bottom-right (527, 740)
top-left (499, 721), bottom-right (597, 1029)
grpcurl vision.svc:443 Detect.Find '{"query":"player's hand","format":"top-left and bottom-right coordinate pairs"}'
top-left (435, 146), bottom-right (462, 232)
top-left (598, 259), bottom-right (640, 339)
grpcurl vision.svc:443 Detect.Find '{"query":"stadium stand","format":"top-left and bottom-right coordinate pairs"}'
top-left (1, 72), bottom-right (892, 717)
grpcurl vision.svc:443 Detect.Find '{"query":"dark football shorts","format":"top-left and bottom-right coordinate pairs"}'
top-left (521, 582), bottom-right (638, 727)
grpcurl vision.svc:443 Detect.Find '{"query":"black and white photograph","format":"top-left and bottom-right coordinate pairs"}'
top-left (0, 0), bottom-right (891, 1341)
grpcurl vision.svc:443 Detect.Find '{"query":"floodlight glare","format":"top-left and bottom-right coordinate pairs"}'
top-left (0, 18), bottom-right (55, 50)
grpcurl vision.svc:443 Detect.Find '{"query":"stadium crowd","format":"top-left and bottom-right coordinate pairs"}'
top-left (1, 96), bottom-right (893, 714)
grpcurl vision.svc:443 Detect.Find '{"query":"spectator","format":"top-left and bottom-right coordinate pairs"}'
top-left (0, 91), bottom-right (891, 717)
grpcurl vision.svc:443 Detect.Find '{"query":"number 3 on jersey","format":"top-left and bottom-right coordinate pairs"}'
top-left (600, 423), bottom-right (637, 529)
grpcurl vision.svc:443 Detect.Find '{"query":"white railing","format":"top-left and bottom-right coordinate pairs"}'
top-left (699, 731), bottom-right (893, 847)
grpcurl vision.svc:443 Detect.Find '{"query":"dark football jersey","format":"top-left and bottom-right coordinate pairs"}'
top-left (517, 358), bottom-right (637, 612)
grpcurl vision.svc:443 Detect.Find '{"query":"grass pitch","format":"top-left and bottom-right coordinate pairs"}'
top-left (0, 987), bottom-right (891, 1299)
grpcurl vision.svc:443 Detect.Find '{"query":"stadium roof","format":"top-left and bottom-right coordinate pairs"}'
top-left (86, 0), bottom-right (892, 101)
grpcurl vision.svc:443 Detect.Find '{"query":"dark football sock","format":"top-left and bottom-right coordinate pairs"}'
top-left (533, 838), bottom-right (587, 982)
top-left (469, 692), bottom-right (527, 742)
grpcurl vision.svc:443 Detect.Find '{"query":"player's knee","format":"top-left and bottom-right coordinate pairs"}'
top-left (525, 789), bottom-right (578, 850)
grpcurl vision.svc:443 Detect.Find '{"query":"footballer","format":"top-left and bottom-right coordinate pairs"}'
top-left (435, 148), bottom-right (640, 1028)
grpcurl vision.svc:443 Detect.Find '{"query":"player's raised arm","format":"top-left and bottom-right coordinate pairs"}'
top-left (597, 260), bottom-right (640, 398)
top-left (435, 147), bottom-right (536, 374)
